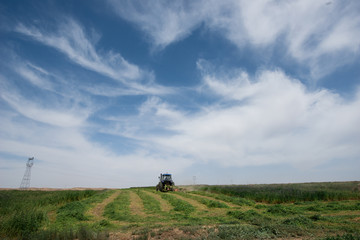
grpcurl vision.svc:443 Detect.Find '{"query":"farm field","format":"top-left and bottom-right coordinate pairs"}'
top-left (1, 182), bottom-right (360, 240)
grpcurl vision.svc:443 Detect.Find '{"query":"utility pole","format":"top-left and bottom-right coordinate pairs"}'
top-left (20, 157), bottom-right (34, 189)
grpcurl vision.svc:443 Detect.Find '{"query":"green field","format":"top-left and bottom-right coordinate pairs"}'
top-left (1, 181), bottom-right (360, 239)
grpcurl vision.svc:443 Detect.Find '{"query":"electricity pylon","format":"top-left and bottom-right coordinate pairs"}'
top-left (20, 157), bottom-right (34, 189)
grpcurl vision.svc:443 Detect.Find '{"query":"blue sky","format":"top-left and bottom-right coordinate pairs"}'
top-left (1, 0), bottom-right (360, 188)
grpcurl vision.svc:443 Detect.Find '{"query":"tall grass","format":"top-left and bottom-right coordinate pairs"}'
top-left (200, 182), bottom-right (360, 203)
top-left (0, 190), bottom-right (96, 215)
top-left (1, 209), bottom-right (47, 239)
top-left (0, 189), bottom-right (104, 239)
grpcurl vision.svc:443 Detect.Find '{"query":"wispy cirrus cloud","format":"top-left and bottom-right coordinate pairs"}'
top-left (108, 0), bottom-right (360, 79)
top-left (107, 0), bottom-right (206, 49)
top-left (0, 88), bottom-right (90, 128)
top-left (15, 18), bottom-right (172, 95)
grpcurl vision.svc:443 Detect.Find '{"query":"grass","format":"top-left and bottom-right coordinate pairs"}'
top-left (1, 181), bottom-right (359, 239)
top-left (57, 201), bottom-right (89, 222)
top-left (2, 209), bottom-right (47, 238)
top-left (29, 224), bottom-right (110, 240)
top-left (0, 189), bottom-right (109, 239)
top-left (200, 181), bottom-right (360, 203)
top-left (266, 204), bottom-right (302, 215)
top-left (191, 190), bottom-right (255, 206)
top-left (174, 191), bottom-right (229, 208)
top-left (103, 190), bottom-right (134, 222)
top-left (136, 190), bottom-right (161, 214)
top-left (159, 192), bottom-right (195, 214)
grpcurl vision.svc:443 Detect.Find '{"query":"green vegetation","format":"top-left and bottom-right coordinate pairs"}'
top-left (103, 190), bottom-right (134, 222)
top-left (159, 192), bottom-right (195, 214)
top-left (192, 190), bottom-right (255, 206)
top-left (266, 204), bottom-right (301, 215)
top-left (57, 201), bottom-right (89, 222)
top-left (227, 209), bottom-right (271, 226)
top-left (200, 181), bottom-right (360, 203)
top-left (1, 182), bottom-right (359, 239)
top-left (175, 191), bottom-right (229, 208)
top-left (136, 190), bottom-right (161, 213)
top-left (0, 189), bottom-right (110, 239)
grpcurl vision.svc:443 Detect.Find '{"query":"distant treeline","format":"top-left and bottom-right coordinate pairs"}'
top-left (200, 181), bottom-right (360, 203)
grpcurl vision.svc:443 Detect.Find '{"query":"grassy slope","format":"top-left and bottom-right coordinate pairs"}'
top-left (0, 181), bottom-right (359, 239)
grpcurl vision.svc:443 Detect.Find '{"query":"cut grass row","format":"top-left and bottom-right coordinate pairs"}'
top-left (174, 191), bottom-right (229, 209)
top-left (57, 189), bottom-right (115, 223)
top-left (135, 189), bottom-right (161, 214)
top-left (158, 192), bottom-right (195, 214)
top-left (191, 190), bottom-right (255, 206)
top-left (103, 190), bottom-right (134, 222)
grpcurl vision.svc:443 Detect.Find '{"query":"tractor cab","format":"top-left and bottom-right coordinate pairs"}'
top-left (156, 173), bottom-right (175, 192)
top-left (161, 174), bottom-right (173, 183)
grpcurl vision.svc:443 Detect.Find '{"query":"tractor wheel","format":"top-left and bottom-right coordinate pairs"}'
top-left (159, 182), bottom-right (164, 192)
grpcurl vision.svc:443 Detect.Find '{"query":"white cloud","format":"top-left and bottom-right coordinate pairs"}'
top-left (0, 101), bottom-right (193, 188)
top-left (107, 62), bottom-right (360, 170)
top-left (16, 20), bottom-right (139, 80)
top-left (107, 0), bottom-right (207, 49)
top-left (15, 18), bottom-right (171, 95)
top-left (17, 63), bottom-right (54, 91)
top-left (1, 90), bottom-right (90, 128)
top-left (1, 61), bottom-right (359, 187)
top-left (108, 0), bottom-right (360, 78)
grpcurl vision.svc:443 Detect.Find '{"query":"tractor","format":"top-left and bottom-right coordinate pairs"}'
top-left (156, 173), bottom-right (175, 192)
